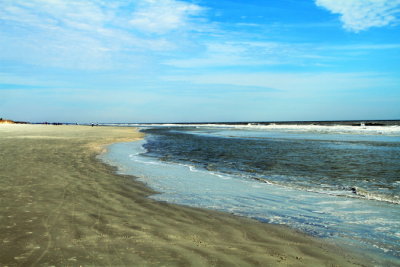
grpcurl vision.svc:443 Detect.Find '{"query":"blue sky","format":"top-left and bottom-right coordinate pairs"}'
top-left (1, 0), bottom-right (399, 123)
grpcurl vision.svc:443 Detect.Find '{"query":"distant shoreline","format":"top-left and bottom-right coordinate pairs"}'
top-left (3, 118), bottom-right (400, 126)
top-left (100, 119), bottom-right (400, 127)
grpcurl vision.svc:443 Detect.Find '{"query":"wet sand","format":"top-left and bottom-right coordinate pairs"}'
top-left (0, 124), bottom-right (367, 266)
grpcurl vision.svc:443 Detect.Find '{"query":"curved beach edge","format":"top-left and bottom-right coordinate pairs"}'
top-left (0, 124), bottom-right (373, 266)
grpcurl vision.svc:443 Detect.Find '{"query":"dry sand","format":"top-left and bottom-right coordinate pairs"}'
top-left (0, 124), bottom-right (368, 266)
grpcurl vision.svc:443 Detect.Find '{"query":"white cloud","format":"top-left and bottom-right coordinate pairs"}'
top-left (0, 0), bottom-right (110, 31)
top-left (163, 41), bottom-right (329, 68)
top-left (130, 0), bottom-right (203, 34)
top-left (315, 0), bottom-right (400, 32)
top-left (0, 0), bottom-right (205, 69)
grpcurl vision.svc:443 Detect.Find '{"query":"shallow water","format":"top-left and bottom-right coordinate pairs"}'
top-left (101, 124), bottom-right (400, 265)
top-left (143, 126), bottom-right (400, 204)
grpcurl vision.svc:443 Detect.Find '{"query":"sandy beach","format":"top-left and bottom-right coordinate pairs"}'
top-left (0, 124), bottom-right (368, 266)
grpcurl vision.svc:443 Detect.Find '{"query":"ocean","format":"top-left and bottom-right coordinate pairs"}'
top-left (100, 122), bottom-right (400, 265)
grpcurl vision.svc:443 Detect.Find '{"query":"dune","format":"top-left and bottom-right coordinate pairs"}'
top-left (0, 119), bottom-right (15, 124)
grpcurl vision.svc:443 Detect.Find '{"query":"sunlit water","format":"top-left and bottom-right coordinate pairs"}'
top-left (100, 124), bottom-right (400, 265)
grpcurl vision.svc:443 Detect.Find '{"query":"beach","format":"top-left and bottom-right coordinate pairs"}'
top-left (0, 124), bottom-right (368, 266)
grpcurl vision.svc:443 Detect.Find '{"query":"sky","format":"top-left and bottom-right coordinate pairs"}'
top-left (1, 0), bottom-right (400, 123)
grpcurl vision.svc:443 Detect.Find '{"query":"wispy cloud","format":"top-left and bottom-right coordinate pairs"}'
top-left (0, 0), bottom-right (205, 70)
top-left (164, 41), bottom-right (327, 68)
top-left (164, 40), bottom-right (400, 69)
top-left (315, 0), bottom-right (400, 32)
top-left (1, 0), bottom-right (399, 122)
top-left (0, 0), bottom-right (111, 31)
top-left (129, 0), bottom-right (203, 34)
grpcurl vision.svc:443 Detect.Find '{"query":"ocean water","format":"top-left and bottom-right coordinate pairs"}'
top-left (100, 124), bottom-right (400, 265)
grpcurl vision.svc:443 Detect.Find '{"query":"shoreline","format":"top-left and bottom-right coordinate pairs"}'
top-left (100, 119), bottom-right (400, 126)
top-left (103, 137), bottom-right (400, 265)
top-left (0, 124), bottom-right (369, 266)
